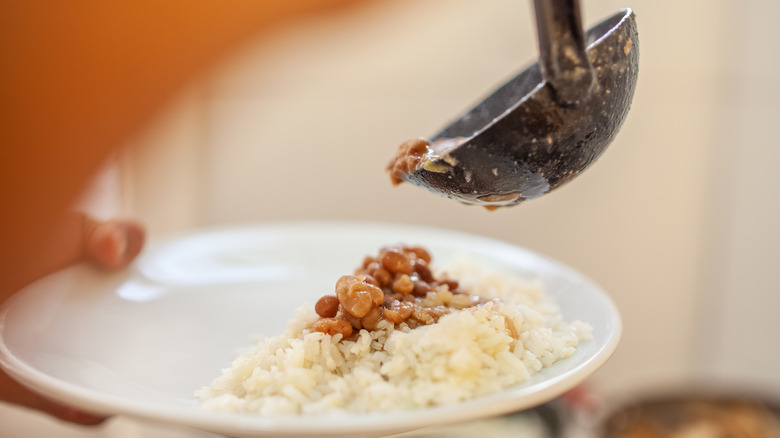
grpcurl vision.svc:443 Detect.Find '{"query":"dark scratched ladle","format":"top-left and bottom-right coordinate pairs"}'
top-left (399, 1), bottom-right (639, 208)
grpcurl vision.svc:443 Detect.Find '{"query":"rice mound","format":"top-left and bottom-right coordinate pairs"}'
top-left (196, 257), bottom-right (592, 415)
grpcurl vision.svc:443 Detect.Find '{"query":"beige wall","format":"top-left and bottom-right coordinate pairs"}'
top-left (121, 0), bottom-right (780, 398)
top-left (123, 0), bottom-right (780, 393)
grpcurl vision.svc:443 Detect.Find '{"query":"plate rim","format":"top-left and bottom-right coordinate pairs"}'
top-left (0, 220), bottom-right (621, 437)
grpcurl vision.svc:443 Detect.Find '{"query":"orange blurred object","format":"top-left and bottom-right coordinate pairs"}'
top-left (0, 0), bottom-right (360, 298)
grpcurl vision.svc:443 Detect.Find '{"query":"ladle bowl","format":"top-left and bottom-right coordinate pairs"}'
top-left (396, 5), bottom-right (639, 208)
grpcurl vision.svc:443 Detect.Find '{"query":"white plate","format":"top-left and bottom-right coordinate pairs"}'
top-left (0, 222), bottom-right (620, 438)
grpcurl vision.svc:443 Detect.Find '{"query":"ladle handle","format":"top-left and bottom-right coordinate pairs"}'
top-left (532, 0), bottom-right (595, 107)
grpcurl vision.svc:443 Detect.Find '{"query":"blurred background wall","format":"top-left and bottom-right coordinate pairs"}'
top-left (3, 0), bottom-right (779, 436)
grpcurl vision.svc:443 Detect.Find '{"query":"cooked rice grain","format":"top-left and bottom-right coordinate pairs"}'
top-left (196, 257), bottom-right (592, 415)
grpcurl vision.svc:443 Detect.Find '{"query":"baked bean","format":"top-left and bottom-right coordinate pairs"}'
top-left (339, 309), bottom-right (363, 330)
top-left (375, 269), bottom-right (392, 287)
top-left (366, 262), bottom-right (391, 287)
top-left (413, 281), bottom-right (432, 297)
top-left (312, 318), bottom-right (353, 337)
top-left (335, 275), bottom-right (373, 318)
top-left (367, 283), bottom-right (385, 305)
top-left (414, 259), bottom-right (434, 283)
top-left (363, 274), bottom-right (379, 286)
top-left (381, 249), bottom-right (414, 275)
top-left (387, 138), bottom-right (429, 186)
top-left (383, 300), bottom-right (414, 324)
top-left (392, 274), bottom-right (414, 295)
top-left (341, 290), bottom-right (372, 318)
top-left (314, 294), bottom-right (339, 318)
top-left (383, 308), bottom-right (403, 324)
top-left (441, 279), bottom-right (459, 292)
top-left (335, 275), bottom-right (360, 297)
top-left (361, 306), bottom-right (383, 330)
top-left (407, 246), bottom-right (431, 264)
top-left (346, 279), bottom-right (384, 305)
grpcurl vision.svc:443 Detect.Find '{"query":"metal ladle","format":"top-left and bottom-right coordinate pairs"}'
top-left (391, 0), bottom-right (639, 208)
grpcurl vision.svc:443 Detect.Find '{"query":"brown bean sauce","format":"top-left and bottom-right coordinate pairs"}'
top-left (386, 137), bottom-right (466, 186)
top-left (312, 245), bottom-right (486, 340)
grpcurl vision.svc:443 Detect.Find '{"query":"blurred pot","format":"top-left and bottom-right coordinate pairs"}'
top-left (581, 384), bottom-right (780, 438)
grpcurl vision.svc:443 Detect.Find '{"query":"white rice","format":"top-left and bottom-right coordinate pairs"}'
top-left (196, 257), bottom-right (592, 415)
